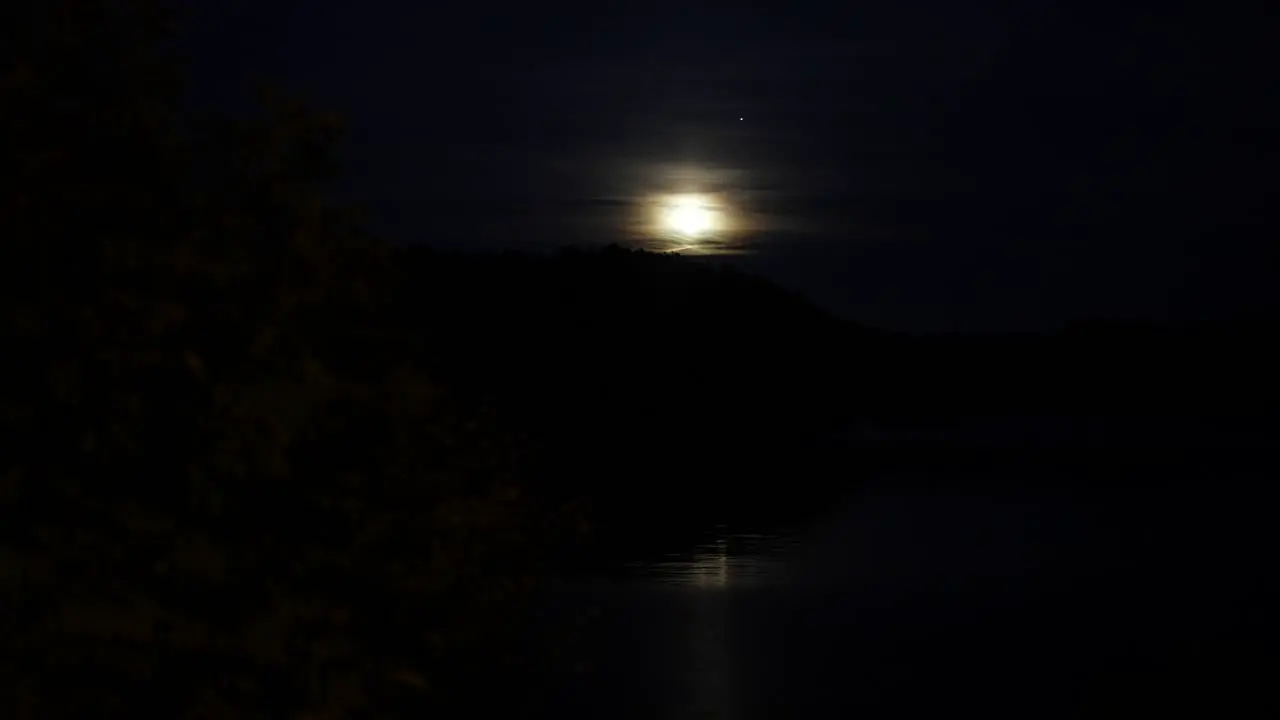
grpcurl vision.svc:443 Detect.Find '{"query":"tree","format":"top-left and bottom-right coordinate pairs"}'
top-left (1, 2), bottom-right (555, 716)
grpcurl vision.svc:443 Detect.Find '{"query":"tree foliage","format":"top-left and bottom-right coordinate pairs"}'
top-left (1, 2), bottom-right (553, 716)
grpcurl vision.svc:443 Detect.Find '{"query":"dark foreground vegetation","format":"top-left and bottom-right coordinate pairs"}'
top-left (3, 1), bottom-right (1276, 717)
top-left (1, 2), bottom-right (562, 715)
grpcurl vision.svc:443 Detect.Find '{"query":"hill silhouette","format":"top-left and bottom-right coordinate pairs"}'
top-left (370, 242), bottom-right (1279, 545)
top-left (383, 244), bottom-right (871, 543)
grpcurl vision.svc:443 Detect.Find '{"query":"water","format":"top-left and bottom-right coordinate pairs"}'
top-left (620, 530), bottom-right (803, 589)
top-left (517, 423), bottom-right (1277, 718)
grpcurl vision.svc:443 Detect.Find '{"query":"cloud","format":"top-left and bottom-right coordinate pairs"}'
top-left (579, 197), bottom-right (632, 208)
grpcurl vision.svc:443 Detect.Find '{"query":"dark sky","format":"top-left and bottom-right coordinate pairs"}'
top-left (178, 0), bottom-right (1276, 331)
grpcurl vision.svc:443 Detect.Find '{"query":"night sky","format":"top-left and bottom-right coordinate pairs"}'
top-left (178, 1), bottom-right (1276, 331)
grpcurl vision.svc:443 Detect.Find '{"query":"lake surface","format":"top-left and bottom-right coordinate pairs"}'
top-left (516, 420), bottom-right (1277, 718)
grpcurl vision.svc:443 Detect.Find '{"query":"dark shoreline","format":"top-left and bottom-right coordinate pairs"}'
top-left (545, 410), bottom-right (1277, 577)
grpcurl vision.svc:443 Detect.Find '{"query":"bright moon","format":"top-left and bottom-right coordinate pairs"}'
top-left (661, 195), bottom-right (717, 238)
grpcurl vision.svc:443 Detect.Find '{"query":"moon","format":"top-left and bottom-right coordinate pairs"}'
top-left (661, 195), bottom-right (717, 238)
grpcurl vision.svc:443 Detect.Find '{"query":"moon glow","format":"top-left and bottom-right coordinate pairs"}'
top-left (660, 194), bottom-right (719, 238)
